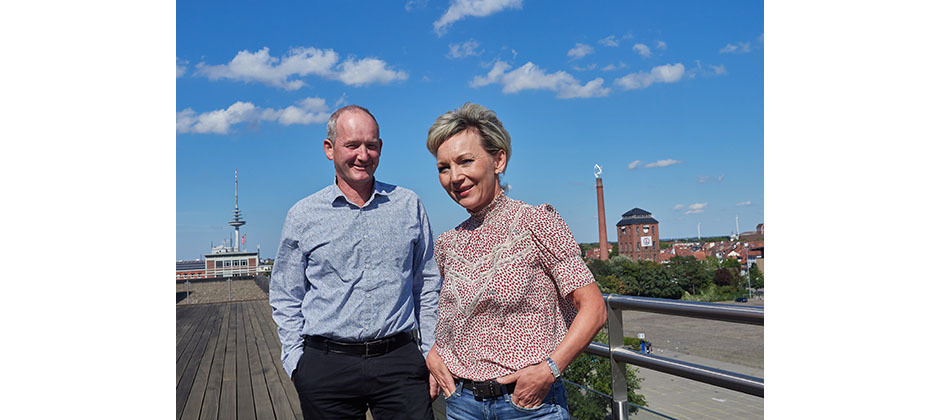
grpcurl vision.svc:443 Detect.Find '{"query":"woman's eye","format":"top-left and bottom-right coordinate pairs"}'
top-left (461, 159), bottom-right (473, 165)
top-left (437, 166), bottom-right (449, 173)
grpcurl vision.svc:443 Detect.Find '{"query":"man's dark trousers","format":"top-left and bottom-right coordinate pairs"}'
top-left (292, 337), bottom-right (434, 420)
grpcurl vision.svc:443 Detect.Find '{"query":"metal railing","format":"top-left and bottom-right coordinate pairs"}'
top-left (595, 294), bottom-right (764, 419)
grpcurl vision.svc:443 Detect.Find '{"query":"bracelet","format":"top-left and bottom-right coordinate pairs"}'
top-left (545, 356), bottom-right (561, 379)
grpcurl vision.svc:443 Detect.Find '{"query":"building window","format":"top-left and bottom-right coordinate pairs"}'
top-left (636, 227), bottom-right (639, 234)
top-left (242, 259), bottom-right (248, 266)
top-left (643, 225), bottom-right (649, 234)
top-left (224, 260), bottom-right (231, 267)
top-left (652, 226), bottom-right (655, 235)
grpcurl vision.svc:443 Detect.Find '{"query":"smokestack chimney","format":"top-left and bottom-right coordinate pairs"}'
top-left (596, 177), bottom-right (609, 261)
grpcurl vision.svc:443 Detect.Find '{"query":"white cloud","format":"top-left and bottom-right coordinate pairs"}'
top-left (405, 0), bottom-right (428, 11)
top-left (736, 201), bottom-right (752, 206)
top-left (567, 43), bottom-right (595, 59)
top-left (628, 160), bottom-right (642, 170)
top-left (335, 57), bottom-right (408, 87)
top-left (697, 174), bottom-right (725, 183)
top-left (673, 204), bottom-right (685, 211)
top-left (176, 58), bottom-right (188, 78)
top-left (447, 39), bottom-right (483, 58)
top-left (434, 0), bottom-right (524, 36)
top-left (720, 42), bottom-right (752, 54)
top-left (615, 63), bottom-right (684, 90)
top-left (656, 41), bottom-right (667, 50)
top-left (177, 97), bottom-right (331, 134)
top-left (195, 47), bottom-right (406, 90)
top-left (644, 159), bottom-right (681, 168)
top-left (471, 60), bottom-right (610, 99)
top-left (710, 64), bottom-right (727, 75)
top-left (602, 62), bottom-right (627, 72)
top-left (572, 64), bottom-right (597, 72)
top-left (599, 35), bottom-right (619, 47)
top-left (685, 202), bottom-right (708, 214)
top-left (633, 43), bottom-right (652, 57)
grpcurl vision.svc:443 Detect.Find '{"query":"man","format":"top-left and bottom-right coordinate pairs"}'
top-left (270, 105), bottom-right (441, 419)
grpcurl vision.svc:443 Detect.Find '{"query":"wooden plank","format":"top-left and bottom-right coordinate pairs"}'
top-left (218, 301), bottom-right (239, 420)
top-left (177, 304), bottom-right (220, 420)
top-left (253, 300), bottom-right (303, 420)
top-left (177, 305), bottom-right (212, 363)
top-left (242, 301), bottom-right (276, 420)
top-left (195, 303), bottom-right (233, 420)
top-left (181, 304), bottom-right (227, 420)
top-left (177, 305), bottom-right (208, 348)
top-left (235, 302), bottom-right (257, 420)
top-left (253, 300), bottom-right (303, 419)
top-left (246, 300), bottom-right (296, 420)
top-left (177, 304), bottom-right (215, 386)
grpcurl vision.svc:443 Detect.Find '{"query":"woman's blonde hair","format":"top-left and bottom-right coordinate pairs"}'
top-left (426, 103), bottom-right (512, 168)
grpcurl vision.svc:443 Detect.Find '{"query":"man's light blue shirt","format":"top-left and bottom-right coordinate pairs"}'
top-left (269, 180), bottom-right (441, 376)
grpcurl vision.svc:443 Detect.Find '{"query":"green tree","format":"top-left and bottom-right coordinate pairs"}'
top-left (564, 331), bottom-right (646, 418)
top-left (748, 263), bottom-right (764, 289)
top-left (666, 256), bottom-right (710, 295)
top-left (713, 267), bottom-right (735, 287)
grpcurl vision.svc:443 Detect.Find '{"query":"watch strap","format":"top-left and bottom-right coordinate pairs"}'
top-left (545, 356), bottom-right (561, 379)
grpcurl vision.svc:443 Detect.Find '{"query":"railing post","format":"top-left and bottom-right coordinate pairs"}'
top-left (607, 296), bottom-right (629, 419)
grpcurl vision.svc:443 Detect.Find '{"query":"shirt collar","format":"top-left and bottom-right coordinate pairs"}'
top-left (469, 189), bottom-right (508, 223)
top-left (329, 178), bottom-right (391, 207)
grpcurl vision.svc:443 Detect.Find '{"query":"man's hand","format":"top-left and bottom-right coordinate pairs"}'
top-left (496, 362), bottom-right (555, 408)
top-left (426, 345), bottom-right (456, 398)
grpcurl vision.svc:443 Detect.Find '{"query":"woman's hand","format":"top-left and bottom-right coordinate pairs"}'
top-left (496, 362), bottom-right (555, 408)
top-left (426, 345), bottom-right (456, 398)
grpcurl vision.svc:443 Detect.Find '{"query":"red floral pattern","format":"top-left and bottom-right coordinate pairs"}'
top-left (434, 191), bottom-right (595, 380)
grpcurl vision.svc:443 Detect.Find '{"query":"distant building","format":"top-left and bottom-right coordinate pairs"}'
top-left (740, 223), bottom-right (764, 241)
top-left (584, 244), bottom-right (613, 260)
top-left (204, 243), bottom-right (259, 278)
top-left (176, 260), bottom-right (206, 280)
top-left (616, 208), bottom-right (660, 262)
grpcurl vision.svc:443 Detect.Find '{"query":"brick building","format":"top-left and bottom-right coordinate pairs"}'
top-left (616, 208), bottom-right (660, 262)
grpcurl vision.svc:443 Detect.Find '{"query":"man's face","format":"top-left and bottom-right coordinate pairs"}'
top-left (324, 110), bottom-right (382, 191)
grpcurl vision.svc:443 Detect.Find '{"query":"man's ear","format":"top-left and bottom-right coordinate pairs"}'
top-left (324, 139), bottom-right (334, 161)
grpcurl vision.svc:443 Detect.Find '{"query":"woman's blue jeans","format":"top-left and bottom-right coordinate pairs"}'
top-left (444, 380), bottom-right (569, 419)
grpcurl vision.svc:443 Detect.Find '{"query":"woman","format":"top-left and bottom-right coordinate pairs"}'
top-left (425, 103), bottom-right (607, 419)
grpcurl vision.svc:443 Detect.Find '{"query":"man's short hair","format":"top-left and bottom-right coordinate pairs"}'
top-left (326, 105), bottom-right (380, 143)
top-left (426, 102), bottom-right (512, 167)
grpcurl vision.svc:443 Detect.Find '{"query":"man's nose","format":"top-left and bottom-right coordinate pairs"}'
top-left (355, 145), bottom-right (369, 161)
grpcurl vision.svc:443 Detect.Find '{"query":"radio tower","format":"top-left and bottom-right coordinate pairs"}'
top-left (228, 169), bottom-right (246, 252)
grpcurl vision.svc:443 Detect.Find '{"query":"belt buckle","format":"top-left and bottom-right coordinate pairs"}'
top-left (363, 338), bottom-right (383, 357)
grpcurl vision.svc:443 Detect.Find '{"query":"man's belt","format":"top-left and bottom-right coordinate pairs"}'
top-left (303, 332), bottom-right (413, 358)
top-left (455, 377), bottom-right (516, 401)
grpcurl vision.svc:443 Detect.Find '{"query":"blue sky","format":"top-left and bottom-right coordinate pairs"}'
top-left (177, 0), bottom-right (764, 260)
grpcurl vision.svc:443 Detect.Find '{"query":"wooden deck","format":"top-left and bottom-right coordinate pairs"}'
top-left (176, 300), bottom-right (302, 420)
top-left (176, 299), bottom-right (446, 420)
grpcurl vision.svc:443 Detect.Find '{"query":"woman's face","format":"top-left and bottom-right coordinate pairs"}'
top-left (435, 129), bottom-right (506, 213)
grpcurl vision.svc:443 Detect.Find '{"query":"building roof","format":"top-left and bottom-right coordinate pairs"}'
top-left (176, 260), bottom-right (205, 271)
top-left (622, 208), bottom-right (651, 217)
top-left (616, 217), bottom-right (659, 226)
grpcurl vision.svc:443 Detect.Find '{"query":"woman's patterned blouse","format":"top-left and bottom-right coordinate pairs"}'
top-left (433, 191), bottom-right (596, 380)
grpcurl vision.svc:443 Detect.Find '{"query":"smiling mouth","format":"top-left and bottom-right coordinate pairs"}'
top-left (454, 185), bottom-right (473, 198)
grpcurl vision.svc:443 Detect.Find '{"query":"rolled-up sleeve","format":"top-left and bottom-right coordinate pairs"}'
top-left (412, 199), bottom-right (441, 357)
top-left (269, 209), bottom-right (308, 376)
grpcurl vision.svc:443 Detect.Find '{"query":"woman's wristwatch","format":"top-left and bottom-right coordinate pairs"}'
top-left (545, 357), bottom-right (561, 379)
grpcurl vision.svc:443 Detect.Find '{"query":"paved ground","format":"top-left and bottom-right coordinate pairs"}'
top-left (177, 280), bottom-right (268, 305)
top-left (620, 297), bottom-right (765, 419)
